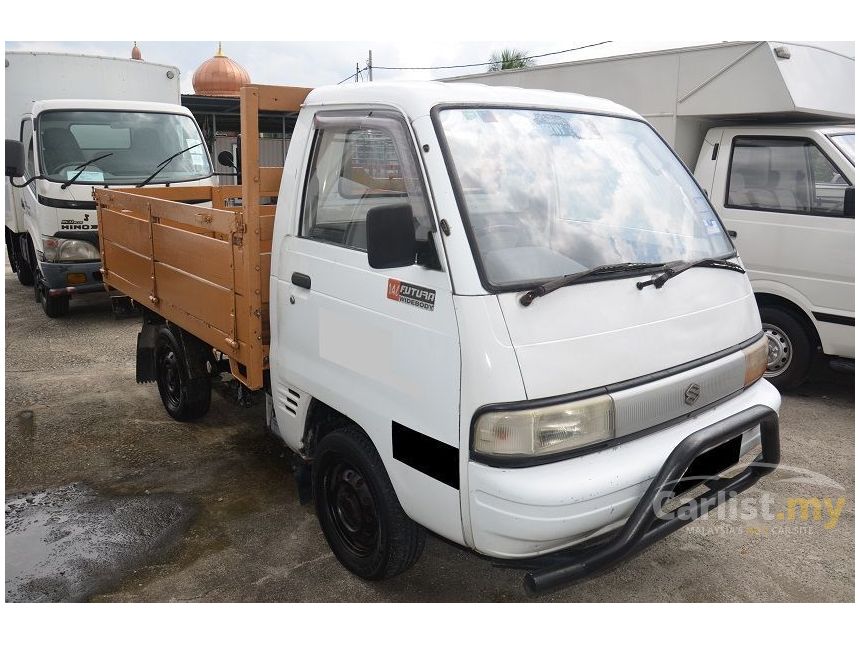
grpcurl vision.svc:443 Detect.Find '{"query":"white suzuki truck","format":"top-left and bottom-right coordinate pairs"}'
top-left (450, 41), bottom-right (855, 388)
top-left (5, 51), bottom-right (216, 317)
top-left (6, 82), bottom-right (781, 593)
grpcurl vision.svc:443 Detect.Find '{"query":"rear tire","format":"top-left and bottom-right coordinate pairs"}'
top-left (155, 327), bottom-right (211, 421)
top-left (313, 425), bottom-right (425, 580)
top-left (760, 305), bottom-right (813, 390)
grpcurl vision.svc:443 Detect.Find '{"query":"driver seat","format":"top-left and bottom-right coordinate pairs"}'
top-left (40, 128), bottom-right (84, 175)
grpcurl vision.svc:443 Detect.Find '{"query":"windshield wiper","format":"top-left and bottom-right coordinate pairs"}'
top-left (635, 257), bottom-right (745, 290)
top-left (136, 142), bottom-right (203, 188)
top-left (520, 262), bottom-right (665, 306)
top-left (59, 153), bottom-right (114, 189)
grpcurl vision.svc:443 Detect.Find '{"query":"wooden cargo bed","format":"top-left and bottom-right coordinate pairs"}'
top-left (95, 85), bottom-right (311, 390)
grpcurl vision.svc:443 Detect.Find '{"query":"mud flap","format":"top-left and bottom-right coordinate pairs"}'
top-left (136, 324), bottom-right (159, 384)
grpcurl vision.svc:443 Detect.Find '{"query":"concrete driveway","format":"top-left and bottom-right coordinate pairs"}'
top-left (4, 262), bottom-right (854, 601)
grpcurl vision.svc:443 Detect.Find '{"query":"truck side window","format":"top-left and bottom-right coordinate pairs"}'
top-left (301, 120), bottom-right (433, 254)
top-left (727, 137), bottom-right (850, 216)
top-left (20, 119), bottom-right (35, 179)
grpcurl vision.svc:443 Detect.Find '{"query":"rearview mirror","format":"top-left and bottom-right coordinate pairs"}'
top-left (845, 186), bottom-right (855, 218)
top-left (367, 204), bottom-right (416, 269)
top-left (5, 139), bottom-right (25, 178)
top-left (217, 150), bottom-right (236, 169)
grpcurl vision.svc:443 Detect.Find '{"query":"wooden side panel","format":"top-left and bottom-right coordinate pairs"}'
top-left (96, 85), bottom-right (311, 391)
top-left (100, 208), bottom-right (150, 256)
top-left (152, 223), bottom-right (233, 287)
top-left (154, 263), bottom-right (234, 334)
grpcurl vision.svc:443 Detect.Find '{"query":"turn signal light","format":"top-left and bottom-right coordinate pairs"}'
top-left (743, 335), bottom-right (768, 387)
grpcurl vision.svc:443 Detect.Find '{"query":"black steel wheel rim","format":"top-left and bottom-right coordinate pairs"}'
top-left (323, 458), bottom-right (381, 558)
top-left (159, 348), bottom-right (182, 408)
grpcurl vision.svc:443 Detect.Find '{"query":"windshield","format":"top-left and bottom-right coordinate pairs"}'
top-left (830, 133), bottom-right (855, 165)
top-left (437, 108), bottom-right (734, 288)
top-left (37, 110), bottom-right (212, 185)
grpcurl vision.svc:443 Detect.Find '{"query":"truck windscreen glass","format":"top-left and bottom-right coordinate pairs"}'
top-left (37, 110), bottom-right (212, 185)
top-left (830, 133), bottom-right (855, 165)
top-left (436, 108), bottom-right (734, 290)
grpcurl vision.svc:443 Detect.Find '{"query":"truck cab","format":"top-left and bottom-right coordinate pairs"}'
top-left (8, 99), bottom-right (215, 317)
top-left (82, 82), bottom-right (781, 593)
top-left (693, 124), bottom-right (855, 386)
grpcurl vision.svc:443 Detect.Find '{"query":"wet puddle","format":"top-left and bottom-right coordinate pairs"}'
top-left (5, 483), bottom-right (196, 602)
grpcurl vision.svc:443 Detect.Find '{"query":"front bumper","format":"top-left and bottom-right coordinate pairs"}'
top-left (39, 260), bottom-right (106, 296)
top-left (466, 379), bottom-right (781, 591)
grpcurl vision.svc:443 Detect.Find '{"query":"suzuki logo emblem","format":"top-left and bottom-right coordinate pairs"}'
top-left (684, 383), bottom-right (701, 406)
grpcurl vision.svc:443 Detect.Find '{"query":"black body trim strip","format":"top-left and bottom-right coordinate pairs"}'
top-left (813, 311), bottom-right (855, 326)
top-left (38, 195), bottom-right (212, 210)
top-left (39, 195), bottom-right (97, 210)
top-left (470, 331), bottom-right (765, 468)
top-left (392, 422), bottom-right (459, 489)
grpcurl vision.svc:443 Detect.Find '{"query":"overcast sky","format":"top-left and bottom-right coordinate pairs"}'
top-left (6, 41), bottom-right (853, 95)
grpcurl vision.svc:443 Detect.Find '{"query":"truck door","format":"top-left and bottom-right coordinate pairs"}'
top-left (714, 131), bottom-right (855, 361)
top-left (19, 119), bottom-right (38, 250)
top-left (270, 110), bottom-right (464, 543)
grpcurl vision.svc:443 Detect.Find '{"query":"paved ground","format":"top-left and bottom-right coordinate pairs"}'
top-left (4, 261), bottom-right (855, 602)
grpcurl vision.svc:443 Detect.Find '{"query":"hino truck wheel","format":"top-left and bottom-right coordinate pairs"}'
top-left (313, 425), bottom-right (425, 580)
top-left (155, 327), bottom-right (211, 421)
top-left (34, 269), bottom-right (70, 318)
top-left (760, 306), bottom-right (813, 390)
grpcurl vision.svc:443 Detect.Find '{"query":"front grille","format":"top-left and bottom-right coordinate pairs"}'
top-left (611, 351), bottom-right (746, 438)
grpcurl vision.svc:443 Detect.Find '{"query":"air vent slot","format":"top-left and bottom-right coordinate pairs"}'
top-left (283, 387), bottom-right (301, 416)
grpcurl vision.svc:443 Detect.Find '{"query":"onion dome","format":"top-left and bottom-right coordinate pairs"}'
top-left (131, 42), bottom-right (142, 60)
top-left (192, 42), bottom-right (251, 97)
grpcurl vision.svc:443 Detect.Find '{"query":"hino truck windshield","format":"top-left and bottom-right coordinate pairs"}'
top-left (37, 110), bottom-right (212, 185)
top-left (436, 108), bottom-right (734, 289)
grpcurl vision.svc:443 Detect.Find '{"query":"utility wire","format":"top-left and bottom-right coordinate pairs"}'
top-left (337, 66), bottom-right (367, 84)
top-left (372, 41), bottom-right (611, 71)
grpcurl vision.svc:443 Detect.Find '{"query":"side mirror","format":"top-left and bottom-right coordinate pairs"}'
top-left (367, 204), bottom-right (416, 269)
top-left (845, 186), bottom-right (855, 218)
top-left (217, 150), bottom-right (236, 169)
top-left (5, 139), bottom-right (25, 178)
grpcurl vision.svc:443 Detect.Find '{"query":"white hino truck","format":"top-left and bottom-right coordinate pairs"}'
top-left (448, 41), bottom-right (855, 389)
top-left (7, 82), bottom-right (781, 593)
top-left (4, 51), bottom-right (216, 317)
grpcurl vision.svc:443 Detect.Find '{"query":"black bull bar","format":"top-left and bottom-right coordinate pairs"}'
top-left (521, 404), bottom-right (780, 595)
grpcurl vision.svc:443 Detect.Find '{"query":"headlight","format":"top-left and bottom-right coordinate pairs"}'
top-left (474, 394), bottom-right (615, 458)
top-left (41, 236), bottom-right (100, 262)
top-left (743, 335), bottom-right (768, 387)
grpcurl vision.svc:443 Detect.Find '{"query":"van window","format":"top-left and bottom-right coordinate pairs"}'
top-left (301, 120), bottom-right (433, 254)
top-left (727, 137), bottom-right (850, 217)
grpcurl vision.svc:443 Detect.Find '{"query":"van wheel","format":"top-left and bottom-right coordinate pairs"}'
top-left (760, 306), bottom-right (813, 390)
top-left (155, 327), bottom-right (211, 421)
top-left (313, 425), bottom-right (425, 580)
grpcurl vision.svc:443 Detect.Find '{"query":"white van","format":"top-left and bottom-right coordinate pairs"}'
top-left (37, 81), bottom-right (784, 593)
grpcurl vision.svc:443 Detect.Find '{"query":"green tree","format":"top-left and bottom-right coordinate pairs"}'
top-left (488, 48), bottom-right (535, 71)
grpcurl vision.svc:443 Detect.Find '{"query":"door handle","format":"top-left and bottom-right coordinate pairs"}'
top-left (291, 272), bottom-right (311, 289)
top-left (727, 230), bottom-right (737, 238)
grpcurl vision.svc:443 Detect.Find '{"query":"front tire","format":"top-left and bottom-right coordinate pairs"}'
top-left (313, 425), bottom-right (425, 580)
top-left (155, 327), bottom-right (211, 421)
top-left (761, 305), bottom-right (813, 390)
top-left (34, 268), bottom-right (69, 318)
